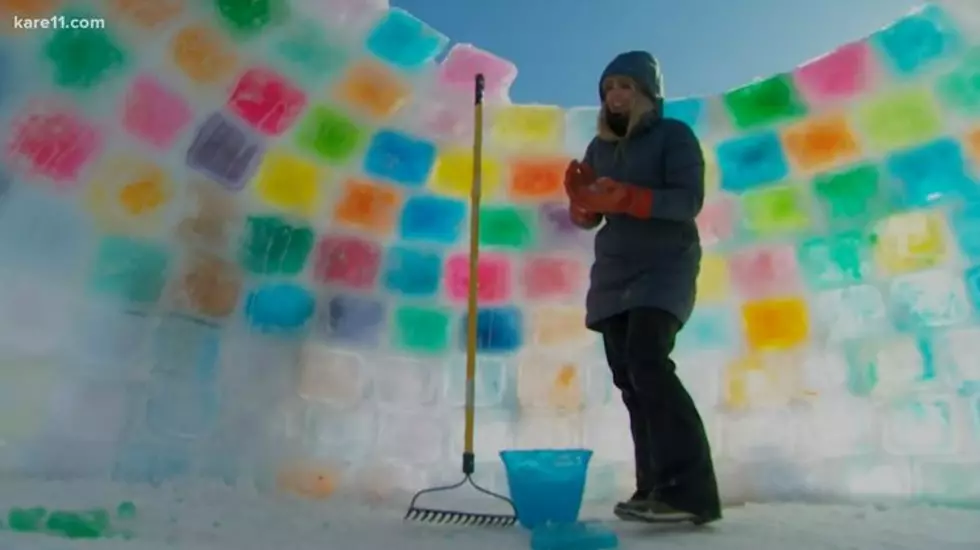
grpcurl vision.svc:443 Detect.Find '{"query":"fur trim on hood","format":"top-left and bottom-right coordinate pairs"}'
top-left (597, 93), bottom-right (655, 141)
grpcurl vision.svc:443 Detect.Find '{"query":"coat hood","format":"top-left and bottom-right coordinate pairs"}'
top-left (596, 51), bottom-right (664, 141)
top-left (599, 51), bottom-right (664, 103)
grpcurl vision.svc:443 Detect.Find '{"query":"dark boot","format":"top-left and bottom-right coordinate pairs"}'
top-left (655, 464), bottom-right (722, 523)
top-left (612, 488), bottom-right (651, 517)
top-left (615, 494), bottom-right (719, 525)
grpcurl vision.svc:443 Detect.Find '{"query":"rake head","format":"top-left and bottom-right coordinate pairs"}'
top-left (404, 475), bottom-right (518, 527)
top-left (404, 506), bottom-right (517, 526)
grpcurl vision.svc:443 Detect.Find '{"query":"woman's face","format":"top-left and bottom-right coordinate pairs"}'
top-left (602, 76), bottom-right (636, 114)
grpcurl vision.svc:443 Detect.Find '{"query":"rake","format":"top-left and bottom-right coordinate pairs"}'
top-left (404, 74), bottom-right (518, 528)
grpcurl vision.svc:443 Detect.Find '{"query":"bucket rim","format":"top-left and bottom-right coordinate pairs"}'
top-left (498, 448), bottom-right (594, 458)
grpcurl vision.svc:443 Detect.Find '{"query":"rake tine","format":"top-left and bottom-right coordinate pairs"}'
top-left (406, 505), bottom-right (517, 527)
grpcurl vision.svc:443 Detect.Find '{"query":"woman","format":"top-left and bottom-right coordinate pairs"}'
top-left (564, 50), bottom-right (721, 525)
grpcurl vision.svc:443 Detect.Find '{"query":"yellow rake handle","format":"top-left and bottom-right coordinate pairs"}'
top-left (463, 74), bottom-right (485, 465)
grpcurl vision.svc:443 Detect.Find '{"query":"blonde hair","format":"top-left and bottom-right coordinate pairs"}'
top-left (597, 92), bottom-right (655, 141)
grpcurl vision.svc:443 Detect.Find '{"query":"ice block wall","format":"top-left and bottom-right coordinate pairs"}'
top-left (1, 0), bottom-right (980, 506)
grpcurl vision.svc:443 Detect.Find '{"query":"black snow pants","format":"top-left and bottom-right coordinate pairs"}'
top-left (598, 307), bottom-right (721, 518)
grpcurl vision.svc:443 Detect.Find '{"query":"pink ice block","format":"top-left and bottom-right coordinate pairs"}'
top-left (122, 75), bottom-right (194, 150)
top-left (728, 244), bottom-right (801, 299)
top-left (521, 255), bottom-right (586, 300)
top-left (314, 235), bottom-right (382, 290)
top-left (445, 252), bottom-right (511, 304)
top-left (794, 42), bottom-right (876, 106)
top-left (5, 101), bottom-right (104, 187)
top-left (696, 197), bottom-right (736, 247)
top-left (227, 67), bottom-right (308, 137)
top-left (413, 93), bottom-right (473, 141)
top-left (437, 44), bottom-right (517, 98)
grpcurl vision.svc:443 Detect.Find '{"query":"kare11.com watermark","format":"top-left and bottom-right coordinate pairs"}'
top-left (12, 14), bottom-right (106, 30)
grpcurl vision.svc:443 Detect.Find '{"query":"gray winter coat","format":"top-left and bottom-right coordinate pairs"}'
top-left (582, 52), bottom-right (705, 330)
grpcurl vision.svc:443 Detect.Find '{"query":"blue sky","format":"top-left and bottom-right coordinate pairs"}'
top-left (390, 0), bottom-right (924, 107)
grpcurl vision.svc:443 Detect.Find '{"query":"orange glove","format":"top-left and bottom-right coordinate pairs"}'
top-left (564, 160), bottom-right (602, 229)
top-left (569, 177), bottom-right (653, 219)
top-left (563, 160), bottom-right (596, 198)
top-left (569, 203), bottom-right (601, 229)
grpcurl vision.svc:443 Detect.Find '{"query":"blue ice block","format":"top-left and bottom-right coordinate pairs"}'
top-left (677, 306), bottom-right (739, 351)
top-left (873, 4), bottom-right (963, 76)
top-left (244, 283), bottom-right (315, 333)
top-left (321, 294), bottom-right (386, 346)
top-left (530, 522), bottom-right (619, 550)
top-left (399, 195), bottom-right (466, 245)
top-left (951, 201), bottom-right (980, 261)
top-left (465, 307), bottom-right (523, 353)
top-left (717, 130), bottom-right (789, 193)
top-left (362, 129), bottom-right (437, 187)
top-left (965, 266), bottom-right (980, 312)
top-left (664, 97), bottom-right (704, 133)
top-left (885, 138), bottom-right (979, 208)
top-left (365, 8), bottom-right (448, 70)
top-left (382, 245), bottom-right (442, 297)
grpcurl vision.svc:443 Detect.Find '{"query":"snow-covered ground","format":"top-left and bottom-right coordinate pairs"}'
top-left (0, 480), bottom-right (977, 550)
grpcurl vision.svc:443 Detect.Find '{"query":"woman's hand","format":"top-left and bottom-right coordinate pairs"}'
top-left (564, 160), bottom-right (602, 228)
top-left (569, 203), bottom-right (602, 229)
top-left (563, 159), bottom-right (597, 199)
top-left (570, 177), bottom-right (654, 219)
